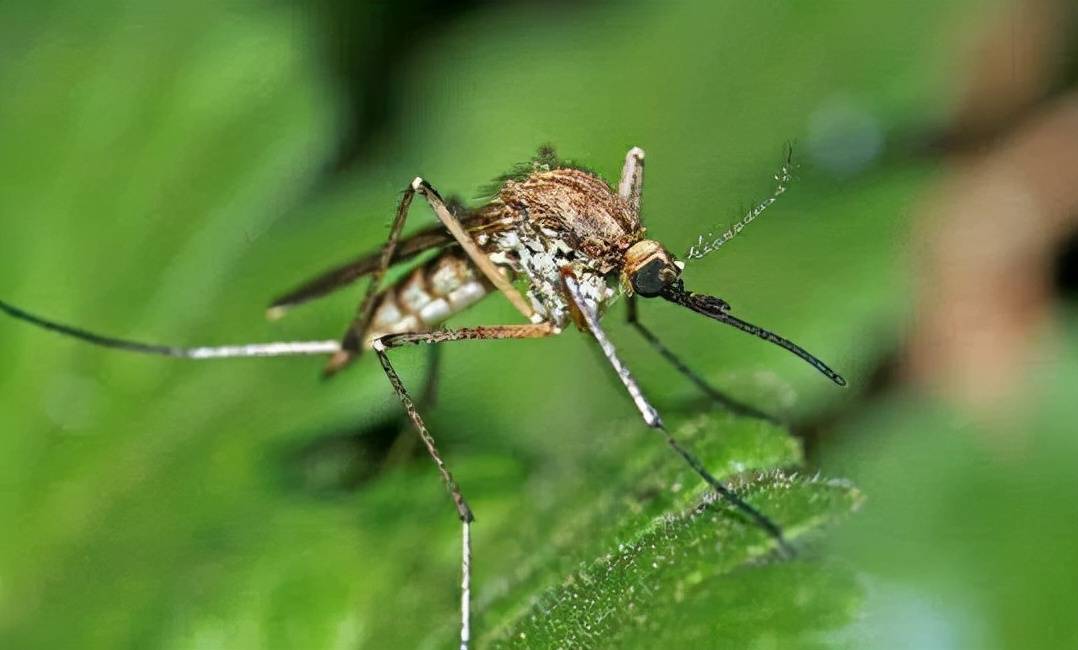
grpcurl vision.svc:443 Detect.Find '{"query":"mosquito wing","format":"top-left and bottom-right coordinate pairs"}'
top-left (267, 211), bottom-right (510, 319)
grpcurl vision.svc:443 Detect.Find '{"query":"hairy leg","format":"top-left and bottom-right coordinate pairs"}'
top-left (383, 345), bottom-right (442, 468)
top-left (411, 178), bottom-right (538, 322)
top-left (371, 321), bottom-right (555, 649)
top-left (325, 174), bottom-right (537, 376)
top-left (327, 181), bottom-right (421, 373)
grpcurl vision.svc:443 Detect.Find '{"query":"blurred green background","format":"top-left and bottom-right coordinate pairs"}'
top-left (3, 0), bottom-right (1077, 648)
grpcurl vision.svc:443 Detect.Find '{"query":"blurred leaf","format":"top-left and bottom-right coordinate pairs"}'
top-left (819, 318), bottom-right (1078, 649)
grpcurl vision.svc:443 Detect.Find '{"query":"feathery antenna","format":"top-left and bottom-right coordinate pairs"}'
top-left (685, 145), bottom-right (795, 261)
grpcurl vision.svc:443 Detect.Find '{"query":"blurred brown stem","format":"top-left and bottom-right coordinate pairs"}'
top-left (905, 94), bottom-right (1078, 409)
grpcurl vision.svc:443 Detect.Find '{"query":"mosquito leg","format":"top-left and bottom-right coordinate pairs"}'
top-left (372, 339), bottom-right (473, 649)
top-left (618, 146), bottom-right (646, 215)
top-left (372, 321), bottom-right (555, 649)
top-left (625, 295), bottom-right (779, 423)
top-left (411, 178), bottom-right (538, 322)
top-left (560, 271), bottom-right (793, 556)
top-left (0, 299), bottom-right (342, 359)
top-left (383, 345), bottom-right (442, 468)
top-left (328, 175), bottom-right (535, 375)
top-left (325, 182), bottom-right (421, 374)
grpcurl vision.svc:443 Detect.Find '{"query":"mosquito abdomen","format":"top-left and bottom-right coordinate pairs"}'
top-left (365, 251), bottom-right (494, 344)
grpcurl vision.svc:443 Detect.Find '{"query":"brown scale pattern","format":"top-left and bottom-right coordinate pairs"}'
top-left (484, 168), bottom-right (643, 274)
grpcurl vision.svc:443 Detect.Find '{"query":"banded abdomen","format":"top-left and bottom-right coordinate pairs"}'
top-left (364, 250), bottom-right (494, 344)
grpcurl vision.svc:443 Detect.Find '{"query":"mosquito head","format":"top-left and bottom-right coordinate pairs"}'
top-left (622, 240), bottom-right (685, 297)
top-left (658, 279), bottom-right (847, 386)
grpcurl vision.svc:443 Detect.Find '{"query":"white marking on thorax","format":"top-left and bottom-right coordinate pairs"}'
top-left (491, 224), bottom-right (615, 327)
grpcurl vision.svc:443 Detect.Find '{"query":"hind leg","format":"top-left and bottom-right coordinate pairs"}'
top-left (383, 344), bottom-right (442, 468)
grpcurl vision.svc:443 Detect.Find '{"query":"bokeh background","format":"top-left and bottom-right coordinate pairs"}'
top-left (2, 0), bottom-right (1077, 648)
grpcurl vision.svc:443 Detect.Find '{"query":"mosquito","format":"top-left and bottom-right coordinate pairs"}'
top-left (0, 145), bottom-right (845, 649)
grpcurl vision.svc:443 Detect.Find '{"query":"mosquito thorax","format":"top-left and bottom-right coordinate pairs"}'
top-left (492, 167), bottom-right (640, 274)
top-left (622, 239), bottom-right (682, 297)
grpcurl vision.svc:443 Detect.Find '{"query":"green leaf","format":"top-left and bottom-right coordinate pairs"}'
top-left (474, 413), bottom-right (862, 649)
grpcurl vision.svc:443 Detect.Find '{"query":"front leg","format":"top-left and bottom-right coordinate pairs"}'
top-left (563, 271), bottom-right (662, 429)
top-left (561, 270), bottom-right (792, 556)
top-left (625, 295), bottom-right (779, 423)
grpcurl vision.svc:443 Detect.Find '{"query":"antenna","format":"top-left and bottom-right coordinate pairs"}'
top-left (685, 144), bottom-right (796, 261)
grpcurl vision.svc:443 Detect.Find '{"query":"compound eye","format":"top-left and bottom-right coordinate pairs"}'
top-left (631, 258), bottom-right (675, 297)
